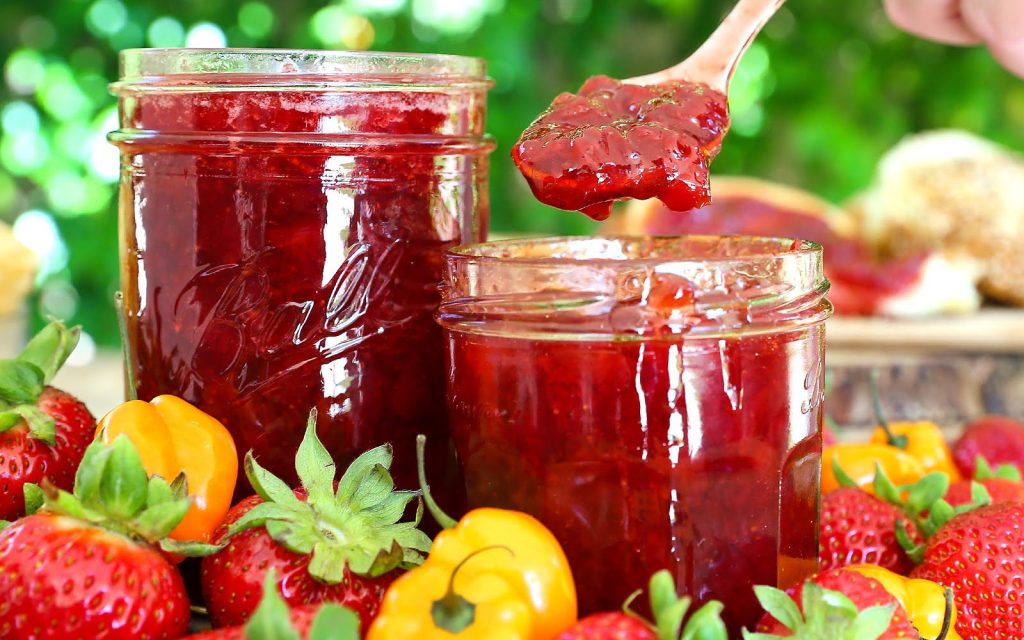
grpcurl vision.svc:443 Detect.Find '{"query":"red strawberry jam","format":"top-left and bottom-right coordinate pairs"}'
top-left (440, 236), bottom-right (829, 634)
top-left (511, 75), bottom-right (729, 220)
top-left (110, 50), bottom-right (492, 502)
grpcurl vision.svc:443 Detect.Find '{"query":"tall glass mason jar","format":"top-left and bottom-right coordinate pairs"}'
top-left (110, 49), bottom-right (492, 502)
top-left (439, 236), bottom-right (831, 633)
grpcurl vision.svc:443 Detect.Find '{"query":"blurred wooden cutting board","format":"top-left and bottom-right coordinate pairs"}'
top-left (828, 308), bottom-right (1024, 355)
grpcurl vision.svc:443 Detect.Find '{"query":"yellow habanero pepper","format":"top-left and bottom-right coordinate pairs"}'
top-left (96, 395), bottom-right (237, 542)
top-left (869, 421), bottom-right (961, 481)
top-left (847, 565), bottom-right (962, 640)
top-left (368, 437), bottom-right (577, 640)
top-left (368, 508), bottom-right (577, 640)
top-left (822, 443), bottom-right (926, 494)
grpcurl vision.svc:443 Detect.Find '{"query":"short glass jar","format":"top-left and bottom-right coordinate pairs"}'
top-left (109, 49), bottom-right (493, 501)
top-left (439, 235), bottom-right (831, 633)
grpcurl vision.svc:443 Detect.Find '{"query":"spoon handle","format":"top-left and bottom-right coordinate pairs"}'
top-left (627, 0), bottom-right (785, 90)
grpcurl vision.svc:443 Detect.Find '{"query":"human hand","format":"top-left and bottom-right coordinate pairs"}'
top-left (883, 0), bottom-right (1024, 77)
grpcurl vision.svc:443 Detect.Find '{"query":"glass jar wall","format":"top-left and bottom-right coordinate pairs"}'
top-left (110, 49), bottom-right (493, 502)
top-left (439, 236), bottom-right (831, 633)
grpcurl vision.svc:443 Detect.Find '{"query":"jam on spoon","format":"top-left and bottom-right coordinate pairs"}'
top-left (512, 0), bottom-right (784, 220)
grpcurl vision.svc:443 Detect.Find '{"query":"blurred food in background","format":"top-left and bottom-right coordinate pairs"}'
top-left (1, 1), bottom-right (1023, 343)
top-left (0, 221), bottom-right (35, 317)
top-left (852, 130), bottom-right (1024, 307)
top-left (604, 174), bottom-right (982, 317)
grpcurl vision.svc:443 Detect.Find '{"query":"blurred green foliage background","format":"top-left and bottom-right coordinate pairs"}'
top-left (1, 0), bottom-right (1022, 349)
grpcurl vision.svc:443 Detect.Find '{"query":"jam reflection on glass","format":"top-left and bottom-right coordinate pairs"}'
top-left (116, 82), bottom-right (488, 504)
top-left (442, 246), bottom-right (826, 635)
top-left (511, 75), bottom-right (729, 220)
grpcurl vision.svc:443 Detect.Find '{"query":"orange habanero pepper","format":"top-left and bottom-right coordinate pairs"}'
top-left (97, 395), bottom-right (236, 542)
top-left (822, 443), bottom-right (926, 494)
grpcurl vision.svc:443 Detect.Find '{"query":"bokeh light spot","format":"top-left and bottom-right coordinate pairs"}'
top-left (40, 281), bottom-right (80, 326)
top-left (411, 0), bottom-right (498, 36)
top-left (86, 0), bottom-right (129, 37)
top-left (348, 0), bottom-right (407, 16)
top-left (1, 102), bottom-right (41, 134)
top-left (341, 15), bottom-right (375, 49)
top-left (238, 3), bottom-right (275, 39)
top-left (5, 49), bottom-right (46, 94)
top-left (38, 63), bottom-right (91, 122)
top-left (186, 22), bottom-right (228, 48)
top-left (311, 6), bottom-right (352, 46)
top-left (147, 17), bottom-right (186, 47)
top-left (12, 210), bottom-right (68, 280)
top-left (1, 131), bottom-right (49, 174)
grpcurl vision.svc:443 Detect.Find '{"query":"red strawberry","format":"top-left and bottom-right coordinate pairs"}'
top-left (753, 568), bottom-right (919, 638)
top-left (945, 457), bottom-right (1024, 508)
top-left (188, 571), bottom-right (359, 640)
top-left (557, 570), bottom-right (726, 640)
top-left (201, 410), bottom-right (431, 632)
top-left (911, 502), bottom-right (1024, 637)
top-left (819, 487), bottom-right (922, 574)
top-left (0, 322), bottom-right (95, 521)
top-left (559, 613), bottom-right (655, 640)
top-left (951, 415), bottom-right (1024, 478)
top-left (0, 435), bottom-right (211, 639)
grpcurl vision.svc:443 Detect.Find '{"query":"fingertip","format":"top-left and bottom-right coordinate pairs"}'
top-left (883, 0), bottom-right (983, 45)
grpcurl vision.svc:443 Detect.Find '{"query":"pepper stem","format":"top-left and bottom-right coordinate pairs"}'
top-left (869, 370), bottom-right (907, 449)
top-left (416, 434), bottom-right (457, 530)
top-left (430, 545), bottom-right (513, 633)
top-left (114, 292), bottom-right (138, 401)
top-left (936, 587), bottom-right (954, 640)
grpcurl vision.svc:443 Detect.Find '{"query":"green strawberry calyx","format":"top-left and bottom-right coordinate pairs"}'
top-left (0, 321), bottom-right (80, 444)
top-left (23, 433), bottom-right (220, 555)
top-left (618, 570), bottom-right (727, 640)
top-left (243, 570), bottom-right (359, 640)
top-left (832, 457), bottom-right (991, 564)
top-left (973, 455), bottom-right (1022, 482)
top-left (224, 408), bottom-right (432, 584)
top-left (743, 582), bottom-right (896, 640)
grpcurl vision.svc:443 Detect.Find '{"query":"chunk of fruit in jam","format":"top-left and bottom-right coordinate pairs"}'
top-left (511, 75), bottom-right (729, 220)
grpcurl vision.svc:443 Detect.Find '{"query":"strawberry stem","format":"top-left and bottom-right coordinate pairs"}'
top-left (416, 434), bottom-right (457, 530)
top-left (114, 292), bottom-right (138, 401)
top-left (431, 545), bottom-right (513, 633)
top-left (870, 370), bottom-right (907, 449)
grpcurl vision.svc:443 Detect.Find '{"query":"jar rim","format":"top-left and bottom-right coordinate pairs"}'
top-left (448, 235), bottom-right (823, 267)
top-left (112, 48), bottom-right (490, 92)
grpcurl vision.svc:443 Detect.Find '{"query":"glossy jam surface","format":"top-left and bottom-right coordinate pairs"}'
top-left (115, 80), bottom-right (489, 501)
top-left (511, 75), bottom-right (729, 220)
top-left (638, 196), bottom-right (928, 315)
top-left (447, 329), bottom-right (823, 633)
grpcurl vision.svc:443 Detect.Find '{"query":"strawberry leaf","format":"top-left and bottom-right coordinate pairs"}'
top-left (245, 452), bottom-right (303, 508)
top-left (975, 456), bottom-right (1021, 482)
top-left (308, 604), bottom-right (359, 640)
top-left (895, 520), bottom-right (926, 564)
top-left (0, 361), bottom-right (44, 405)
top-left (336, 444), bottom-right (394, 503)
top-left (848, 605), bottom-right (897, 639)
top-left (365, 540), bottom-right (404, 578)
top-left (872, 463), bottom-right (903, 506)
top-left (294, 409), bottom-right (335, 505)
top-left (135, 499), bottom-right (192, 541)
top-left (146, 475), bottom-right (176, 508)
top-left (904, 473), bottom-right (949, 516)
top-left (99, 435), bottom-right (149, 520)
top-left (244, 570), bottom-right (300, 640)
top-left (23, 483), bottom-right (43, 515)
top-left (0, 404), bottom-right (55, 444)
top-left (160, 538), bottom-right (223, 556)
top-left (752, 586), bottom-right (802, 630)
top-left (832, 456), bottom-right (860, 490)
top-left (17, 321), bottom-right (80, 384)
top-left (681, 601), bottom-right (727, 640)
top-left (74, 440), bottom-right (115, 509)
